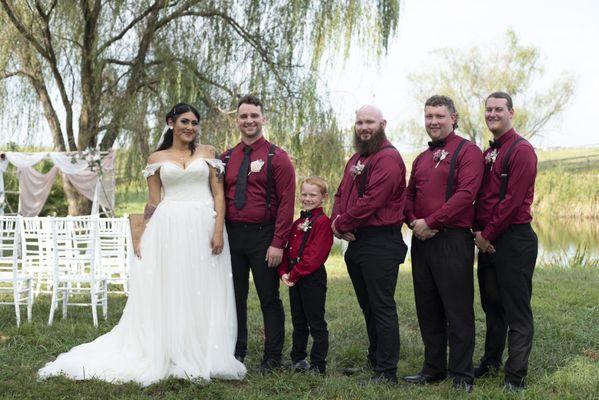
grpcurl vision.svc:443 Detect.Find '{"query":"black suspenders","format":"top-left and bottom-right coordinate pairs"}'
top-left (445, 139), bottom-right (468, 201)
top-left (357, 145), bottom-right (397, 198)
top-left (498, 137), bottom-right (526, 201)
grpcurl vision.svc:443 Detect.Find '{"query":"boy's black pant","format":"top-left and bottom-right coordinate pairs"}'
top-left (289, 266), bottom-right (328, 371)
top-left (477, 223), bottom-right (537, 386)
top-left (411, 228), bottom-right (475, 383)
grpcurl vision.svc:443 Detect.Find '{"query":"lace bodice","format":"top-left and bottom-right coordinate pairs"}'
top-left (142, 158), bottom-right (224, 203)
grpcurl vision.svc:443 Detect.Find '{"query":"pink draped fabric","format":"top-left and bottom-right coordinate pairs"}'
top-left (17, 166), bottom-right (59, 217)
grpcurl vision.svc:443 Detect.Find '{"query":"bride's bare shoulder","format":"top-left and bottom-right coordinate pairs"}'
top-left (148, 150), bottom-right (168, 164)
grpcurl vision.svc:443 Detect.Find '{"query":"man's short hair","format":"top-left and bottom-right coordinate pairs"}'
top-left (301, 176), bottom-right (329, 195)
top-left (486, 92), bottom-right (514, 111)
top-left (237, 94), bottom-right (264, 112)
top-left (425, 95), bottom-right (459, 130)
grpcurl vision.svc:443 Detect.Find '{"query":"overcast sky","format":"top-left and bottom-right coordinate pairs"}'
top-left (327, 0), bottom-right (599, 150)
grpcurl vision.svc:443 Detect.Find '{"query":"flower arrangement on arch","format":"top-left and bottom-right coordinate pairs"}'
top-left (70, 146), bottom-right (105, 175)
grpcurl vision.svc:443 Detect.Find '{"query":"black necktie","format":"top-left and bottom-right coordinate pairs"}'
top-left (428, 140), bottom-right (445, 149)
top-left (234, 146), bottom-right (252, 210)
top-left (489, 140), bottom-right (501, 149)
top-left (300, 210), bottom-right (313, 219)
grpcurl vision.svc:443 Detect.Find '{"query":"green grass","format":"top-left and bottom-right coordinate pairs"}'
top-left (1, 256), bottom-right (598, 399)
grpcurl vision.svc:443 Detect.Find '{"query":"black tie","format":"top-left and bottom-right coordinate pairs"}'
top-left (234, 146), bottom-right (252, 210)
top-left (489, 140), bottom-right (501, 149)
top-left (300, 210), bottom-right (313, 219)
top-left (428, 140), bottom-right (445, 149)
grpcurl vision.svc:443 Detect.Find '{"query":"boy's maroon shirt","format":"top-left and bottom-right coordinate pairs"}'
top-left (277, 207), bottom-right (333, 283)
top-left (475, 128), bottom-right (537, 241)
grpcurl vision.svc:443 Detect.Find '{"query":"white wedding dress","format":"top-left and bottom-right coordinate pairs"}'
top-left (38, 158), bottom-right (246, 386)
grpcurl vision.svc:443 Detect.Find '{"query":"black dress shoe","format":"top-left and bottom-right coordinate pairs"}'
top-left (308, 364), bottom-right (326, 375)
top-left (342, 359), bottom-right (375, 376)
top-left (402, 372), bottom-right (446, 385)
top-left (234, 355), bottom-right (245, 363)
top-left (259, 358), bottom-right (282, 373)
top-left (453, 380), bottom-right (474, 393)
top-left (474, 363), bottom-right (500, 378)
top-left (290, 359), bottom-right (310, 372)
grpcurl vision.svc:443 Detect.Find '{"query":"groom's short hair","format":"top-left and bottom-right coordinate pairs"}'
top-left (237, 94), bottom-right (264, 113)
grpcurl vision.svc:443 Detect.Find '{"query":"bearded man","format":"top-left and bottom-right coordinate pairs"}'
top-left (332, 105), bottom-right (408, 384)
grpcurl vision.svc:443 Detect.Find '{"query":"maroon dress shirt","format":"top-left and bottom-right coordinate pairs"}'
top-left (405, 132), bottom-right (484, 230)
top-left (475, 129), bottom-right (537, 242)
top-left (277, 207), bottom-right (333, 283)
top-left (221, 136), bottom-right (296, 248)
top-left (332, 139), bottom-right (406, 233)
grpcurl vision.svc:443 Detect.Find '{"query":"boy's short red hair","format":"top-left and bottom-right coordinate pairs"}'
top-left (301, 176), bottom-right (328, 195)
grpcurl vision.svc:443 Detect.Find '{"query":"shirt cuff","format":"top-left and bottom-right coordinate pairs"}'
top-left (424, 216), bottom-right (442, 230)
top-left (270, 236), bottom-right (286, 249)
top-left (481, 227), bottom-right (496, 242)
top-left (288, 268), bottom-right (300, 283)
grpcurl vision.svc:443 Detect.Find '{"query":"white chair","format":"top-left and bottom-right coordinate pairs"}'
top-left (19, 217), bottom-right (54, 297)
top-left (0, 216), bottom-right (33, 326)
top-left (97, 217), bottom-right (131, 294)
top-left (48, 216), bottom-right (108, 327)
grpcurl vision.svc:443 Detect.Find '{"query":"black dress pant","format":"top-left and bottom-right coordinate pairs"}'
top-left (226, 221), bottom-right (285, 361)
top-left (345, 226), bottom-right (407, 379)
top-left (477, 223), bottom-right (537, 385)
top-left (289, 266), bottom-right (328, 371)
top-left (411, 228), bottom-right (475, 383)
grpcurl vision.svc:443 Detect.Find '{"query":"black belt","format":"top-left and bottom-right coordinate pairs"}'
top-left (226, 220), bottom-right (274, 230)
top-left (354, 225), bottom-right (402, 237)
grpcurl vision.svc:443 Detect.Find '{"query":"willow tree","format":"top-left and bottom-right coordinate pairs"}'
top-left (402, 30), bottom-right (575, 147)
top-left (0, 0), bottom-right (399, 214)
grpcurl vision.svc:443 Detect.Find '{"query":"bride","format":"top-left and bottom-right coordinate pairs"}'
top-left (38, 103), bottom-right (246, 385)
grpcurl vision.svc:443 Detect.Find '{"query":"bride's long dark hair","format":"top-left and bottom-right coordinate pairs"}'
top-left (156, 103), bottom-right (201, 154)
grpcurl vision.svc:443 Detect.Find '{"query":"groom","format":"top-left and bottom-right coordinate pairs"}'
top-left (221, 94), bottom-right (296, 372)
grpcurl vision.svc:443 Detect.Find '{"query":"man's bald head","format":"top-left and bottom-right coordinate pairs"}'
top-left (354, 104), bottom-right (387, 155)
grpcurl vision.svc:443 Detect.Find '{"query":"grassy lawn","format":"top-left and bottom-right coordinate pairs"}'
top-left (1, 256), bottom-right (597, 399)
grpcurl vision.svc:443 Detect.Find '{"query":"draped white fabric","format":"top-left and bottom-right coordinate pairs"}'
top-left (17, 166), bottom-right (59, 217)
top-left (0, 150), bottom-right (115, 216)
top-left (4, 152), bottom-right (47, 168)
top-left (0, 159), bottom-right (7, 216)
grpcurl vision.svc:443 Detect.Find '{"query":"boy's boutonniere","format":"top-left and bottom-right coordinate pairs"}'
top-left (248, 159), bottom-right (264, 175)
top-left (485, 149), bottom-right (498, 170)
top-left (298, 218), bottom-right (312, 232)
top-left (350, 160), bottom-right (365, 180)
top-left (432, 149), bottom-right (449, 168)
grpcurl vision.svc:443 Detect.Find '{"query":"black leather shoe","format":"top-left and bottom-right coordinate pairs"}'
top-left (234, 355), bottom-right (245, 363)
top-left (342, 359), bottom-right (375, 376)
top-left (359, 373), bottom-right (398, 386)
top-left (259, 358), bottom-right (282, 373)
top-left (453, 380), bottom-right (474, 393)
top-left (290, 359), bottom-right (310, 372)
top-left (474, 363), bottom-right (500, 378)
top-left (309, 364), bottom-right (326, 375)
top-left (402, 373), bottom-right (446, 385)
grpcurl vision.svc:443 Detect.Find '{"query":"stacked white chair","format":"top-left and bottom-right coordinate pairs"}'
top-left (19, 217), bottom-right (54, 297)
top-left (0, 216), bottom-right (33, 326)
top-left (48, 216), bottom-right (108, 327)
top-left (97, 217), bottom-right (131, 294)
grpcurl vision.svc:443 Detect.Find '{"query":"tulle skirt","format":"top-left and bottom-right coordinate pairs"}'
top-left (38, 199), bottom-right (246, 385)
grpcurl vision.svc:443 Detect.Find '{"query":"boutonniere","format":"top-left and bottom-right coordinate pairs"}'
top-left (350, 160), bottom-right (365, 180)
top-left (485, 149), bottom-right (498, 170)
top-left (248, 159), bottom-right (264, 175)
top-left (298, 218), bottom-right (312, 232)
top-left (432, 149), bottom-right (449, 168)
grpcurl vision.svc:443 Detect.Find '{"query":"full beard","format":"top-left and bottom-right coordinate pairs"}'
top-left (354, 127), bottom-right (387, 156)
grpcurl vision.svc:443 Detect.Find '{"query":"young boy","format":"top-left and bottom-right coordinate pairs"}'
top-left (277, 176), bottom-right (334, 374)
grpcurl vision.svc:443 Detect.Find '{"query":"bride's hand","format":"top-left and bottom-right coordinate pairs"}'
top-left (211, 233), bottom-right (224, 255)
